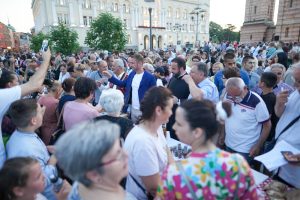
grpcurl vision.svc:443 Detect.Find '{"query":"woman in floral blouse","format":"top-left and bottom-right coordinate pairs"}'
top-left (157, 99), bottom-right (258, 200)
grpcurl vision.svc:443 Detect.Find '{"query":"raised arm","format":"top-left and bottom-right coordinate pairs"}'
top-left (20, 49), bottom-right (51, 97)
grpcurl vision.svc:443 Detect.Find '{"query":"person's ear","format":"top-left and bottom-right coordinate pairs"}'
top-left (86, 170), bottom-right (101, 184)
top-left (13, 186), bottom-right (25, 197)
top-left (192, 128), bottom-right (204, 139)
top-left (155, 106), bottom-right (163, 116)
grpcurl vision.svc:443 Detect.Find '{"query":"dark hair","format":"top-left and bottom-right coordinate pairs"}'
top-left (162, 65), bottom-right (170, 77)
top-left (74, 77), bottom-right (97, 99)
top-left (260, 72), bottom-right (277, 88)
top-left (179, 99), bottom-right (231, 141)
top-left (131, 53), bottom-right (144, 63)
top-left (8, 99), bottom-right (38, 128)
top-left (62, 78), bottom-right (76, 93)
top-left (223, 67), bottom-right (241, 79)
top-left (194, 62), bottom-right (208, 77)
top-left (0, 69), bottom-right (16, 89)
top-left (223, 53), bottom-right (235, 62)
top-left (0, 157), bottom-right (39, 200)
top-left (242, 55), bottom-right (255, 64)
top-left (171, 57), bottom-right (186, 70)
top-left (59, 63), bottom-right (67, 70)
top-left (139, 86), bottom-right (173, 122)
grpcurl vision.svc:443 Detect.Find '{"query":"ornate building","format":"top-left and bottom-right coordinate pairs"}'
top-left (275, 0), bottom-right (300, 42)
top-left (241, 0), bottom-right (300, 43)
top-left (31, 0), bottom-right (210, 51)
top-left (240, 0), bottom-right (276, 43)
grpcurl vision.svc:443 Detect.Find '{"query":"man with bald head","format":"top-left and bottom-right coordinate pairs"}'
top-left (89, 60), bottom-right (113, 104)
top-left (220, 77), bottom-right (271, 166)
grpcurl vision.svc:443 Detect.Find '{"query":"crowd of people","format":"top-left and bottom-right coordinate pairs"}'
top-left (0, 39), bottom-right (300, 200)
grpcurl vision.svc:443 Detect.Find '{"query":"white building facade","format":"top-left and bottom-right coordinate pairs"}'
top-left (32, 0), bottom-right (210, 51)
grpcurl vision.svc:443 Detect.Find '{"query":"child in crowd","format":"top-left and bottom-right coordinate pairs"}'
top-left (0, 157), bottom-right (46, 200)
top-left (6, 99), bottom-right (62, 200)
top-left (258, 72), bottom-right (279, 153)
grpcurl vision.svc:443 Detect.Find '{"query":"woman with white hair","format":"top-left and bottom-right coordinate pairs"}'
top-left (95, 89), bottom-right (133, 139)
top-left (55, 120), bottom-right (136, 200)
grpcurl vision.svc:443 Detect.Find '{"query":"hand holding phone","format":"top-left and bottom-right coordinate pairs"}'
top-left (281, 151), bottom-right (300, 163)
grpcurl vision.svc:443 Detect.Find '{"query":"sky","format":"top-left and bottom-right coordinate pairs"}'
top-left (0, 0), bottom-right (278, 33)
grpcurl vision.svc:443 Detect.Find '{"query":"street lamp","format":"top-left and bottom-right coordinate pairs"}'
top-left (173, 23), bottom-right (182, 45)
top-left (190, 7), bottom-right (206, 48)
top-left (145, 0), bottom-right (155, 50)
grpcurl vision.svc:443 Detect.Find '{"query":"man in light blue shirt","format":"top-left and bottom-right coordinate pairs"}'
top-left (184, 62), bottom-right (219, 103)
top-left (6, 99), bottom-right (58, 200)
top-left (242, 55), bottom-right (260, 91)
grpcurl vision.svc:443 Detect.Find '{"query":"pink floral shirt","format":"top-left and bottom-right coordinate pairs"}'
top-left (157, 148), bottom-right (258, 200)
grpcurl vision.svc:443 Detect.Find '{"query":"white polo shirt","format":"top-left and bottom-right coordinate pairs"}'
top-left (276, 91), bottom-right (300, 188)
top-left (224, 91), bottom-right (270, 153)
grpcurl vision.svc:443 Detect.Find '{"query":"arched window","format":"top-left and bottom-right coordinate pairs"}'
top-left (285, 27), bottom-right (289, 37)
top-left (123, 4), bottom-right (126, 13)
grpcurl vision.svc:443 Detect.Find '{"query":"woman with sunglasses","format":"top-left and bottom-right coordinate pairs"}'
top-left (55, 120), bottom-right (136, 200)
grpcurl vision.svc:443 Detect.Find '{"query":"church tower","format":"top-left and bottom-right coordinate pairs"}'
top-left (275, 0), bottom-right (300, 42)
top-left (240, 0), bottom-right (276, 43)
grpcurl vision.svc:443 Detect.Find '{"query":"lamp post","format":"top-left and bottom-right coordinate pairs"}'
top-left (145, 0), bottom-right (155, 50)
top-left (149, 8), bottom-right (153, 50)
top-left (190, 7), bottom-right (206, 48)
top-left (173, 23), bottom-right (182, 45)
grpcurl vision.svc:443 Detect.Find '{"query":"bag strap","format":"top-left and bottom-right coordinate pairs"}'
top-left (129, 173), bottom-right (147, 194)
top-left (275, 114), bottom-right (300, 143)
top-left (57, 103), bottom-right (67, 130)
top-left (175, 161), bottom-right (198, 200)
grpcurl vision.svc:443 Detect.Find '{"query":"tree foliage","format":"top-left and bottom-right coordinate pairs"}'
top-left (85, 12), bottom-right (128, 52)
top-left (209, 21), bottom-right (240, 42)
top-left (49, 22), bottom-right (80, 55)
top-left (30, 32), bottom-right (50, 53)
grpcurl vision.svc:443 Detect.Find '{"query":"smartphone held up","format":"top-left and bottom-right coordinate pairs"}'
top-left (40, 40), bottom-right (49, 52)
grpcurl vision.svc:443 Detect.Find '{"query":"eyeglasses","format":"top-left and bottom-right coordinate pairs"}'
top-left (275, 72), bottom-right (283, 75)
top-left (98, 138), bottom-right (126, 167)
top-left (226, 91), bottom-right (244, 103)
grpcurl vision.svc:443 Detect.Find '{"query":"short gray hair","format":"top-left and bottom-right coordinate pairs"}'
top-left (55, 120), bottom-right (120, 187)
top-left (194, 62), bottom-right (208, 77)
top-left (225, 77), bottom-right (246, 91)
top-left (99, 89), bottom-right (124, 115)
top-left (143, 63), bottom-right (154, 73)
top-left (114, 59), bottom-right (124, 69)
top-left (271, 63), bottom-right (286, 73)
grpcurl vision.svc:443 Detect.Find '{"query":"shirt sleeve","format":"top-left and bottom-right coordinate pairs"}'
top-left (255, 101), bottom-right (270, 123)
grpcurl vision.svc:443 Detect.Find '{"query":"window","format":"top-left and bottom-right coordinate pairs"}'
top-left (268, 6), bottom-right (270, 15)
top-left (285, 27), bottom-right (289, 37)
top-left (83, 0), bottom-right (91, 9)
top-left (183, 10), bottom-right (188, 19)
top-left (123, 19), bottom-right (128, 28)
top-left (123, 4), bottom-right (126, 13)
top-left (64, 14), bottom-right (69, 24)
top-left (167, 7), bottom-right (171, 18)
top-left (58, 13), bottom-right (69, 24)
top-left (89, 17), bottom-right (93, 26)
top-left (176, 9), bottom-right (180, 19)
top-left (83, 16), bottom-right (88, 26)
top-left (114, 3), bottom-right (118, 11)
top-left (57, 0), bottom-right (66, 6)
top-left (250, 34), bottom-right (253, 40)
top-left (290, 0), bottom-right (293, 8)
top-left (254, 6), bottom-right (257, 14)
top-left (100, 2), bottom-right (105, 10)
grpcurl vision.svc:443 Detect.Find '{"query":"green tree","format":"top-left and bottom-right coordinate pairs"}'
top-left (209, 21), bottom-right (223, 43)
top-left (85, 12), bottom-right (128, 52)
top-left (49, 22), bottom-right (80, 55)
top-left (30, 32), bottom-right (50, 52)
